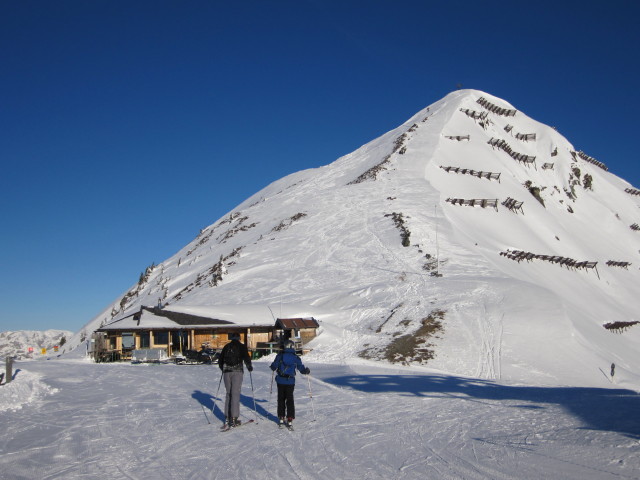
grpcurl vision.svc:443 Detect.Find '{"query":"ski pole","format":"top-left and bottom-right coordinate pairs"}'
top-left (212, 369), bottom-right (223, 417)
top-left (270, 369), bottom-right (275, 396)
top-left (306, 373), bottom-right (316, 422)
top-left (249, 370), bottom-right (259, 423)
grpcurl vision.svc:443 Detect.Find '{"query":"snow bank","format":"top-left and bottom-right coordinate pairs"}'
top-left (0, 368), bottom-right (58, 412)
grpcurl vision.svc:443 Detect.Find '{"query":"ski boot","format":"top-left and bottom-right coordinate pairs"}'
top-left (278, 417), bottom-right (286, 429)
top-left (286, 417), bottom-right (294, 431)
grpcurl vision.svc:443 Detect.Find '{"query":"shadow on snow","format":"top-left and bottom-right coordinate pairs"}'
top-left (192, 389), bottom-right (277, 424)
top-left (320, 373), bottom-right (640, 439)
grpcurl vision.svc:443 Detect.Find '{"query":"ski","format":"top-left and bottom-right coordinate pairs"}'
top-left (220, 419), bottom-right (255, 432)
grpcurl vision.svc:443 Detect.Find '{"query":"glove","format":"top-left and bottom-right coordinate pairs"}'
top-left (303, 367), bottom-right (310, 375)
top-left (247, 365), bottom-right (253, 372)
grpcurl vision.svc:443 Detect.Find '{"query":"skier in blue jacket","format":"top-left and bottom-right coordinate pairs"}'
top-left (270, 340), bottom-right (310, 430)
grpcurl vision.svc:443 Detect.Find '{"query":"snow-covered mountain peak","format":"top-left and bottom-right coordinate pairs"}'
top-left (66, 90), bottom-right (640, 390)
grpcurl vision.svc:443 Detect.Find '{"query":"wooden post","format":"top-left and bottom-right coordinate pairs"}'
top-left (6, 356), bottom-right (13, 384)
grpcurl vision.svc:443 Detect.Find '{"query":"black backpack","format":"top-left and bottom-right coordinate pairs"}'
top-left (224, 341), bottom-right (242, 367)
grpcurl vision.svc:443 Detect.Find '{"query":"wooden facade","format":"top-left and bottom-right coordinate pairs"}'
top-left (92, 306), bottom-right (319, 362)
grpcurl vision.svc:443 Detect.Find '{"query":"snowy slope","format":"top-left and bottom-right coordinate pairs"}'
top-left (65, 89), bottom-right (640, 390)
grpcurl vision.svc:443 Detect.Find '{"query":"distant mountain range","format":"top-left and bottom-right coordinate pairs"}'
top-left (0, 330), bottom-right (73, 360)
top-left (63, 89), bottom-right (640, 388)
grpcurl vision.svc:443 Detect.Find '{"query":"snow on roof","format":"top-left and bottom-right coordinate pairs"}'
top-left (164, 303), bottom-right (325, 327)
top-left (99, 309), bottom-right (181, 331)
top-left (100, 304), bottom-right (322, 331)
top-left (164, 304), bottom-right (276, 326)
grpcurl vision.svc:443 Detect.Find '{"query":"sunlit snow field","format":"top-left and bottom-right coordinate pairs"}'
top-left (1, 358), bottom-right (639, 480)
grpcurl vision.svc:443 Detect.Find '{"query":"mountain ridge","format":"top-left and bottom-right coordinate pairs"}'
top-left (63, 89), bottom-right (640, 389)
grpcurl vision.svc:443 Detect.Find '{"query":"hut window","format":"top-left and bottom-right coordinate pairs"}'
top-left (122, 333), bottom-right (134, 349)
top-left (153, 331), bottom-right (169, 345)
top-left (140, 332), bottom-right (150, 348)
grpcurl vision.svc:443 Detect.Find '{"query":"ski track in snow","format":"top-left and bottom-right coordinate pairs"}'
top-left (1, 360), bottom-right (639, 480)
top-left (476, 297), bottom-right (504, 381)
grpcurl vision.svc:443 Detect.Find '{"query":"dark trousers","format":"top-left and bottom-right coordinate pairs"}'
top-left (277, 383), bottom-right (296, 419)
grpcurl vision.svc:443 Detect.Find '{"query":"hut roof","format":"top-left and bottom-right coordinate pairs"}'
top-left (98, 306), bottom-right (234, 331)
top-left (98, 305), bottom-right (321, 331)
top-left (275, 317), bottom-right (319, 329)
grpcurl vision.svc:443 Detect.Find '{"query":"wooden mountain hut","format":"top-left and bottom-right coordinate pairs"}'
top-left (92, 305), bottom-right (320, 362)
top-left (274, 317), bottom-right (320, 352)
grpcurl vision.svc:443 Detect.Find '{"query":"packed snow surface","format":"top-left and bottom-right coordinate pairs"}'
top-left (1, 359), bottom-right (638, 479)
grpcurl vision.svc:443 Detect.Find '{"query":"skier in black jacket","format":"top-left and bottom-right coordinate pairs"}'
top-left (218, 333), bottom-right (253, 427)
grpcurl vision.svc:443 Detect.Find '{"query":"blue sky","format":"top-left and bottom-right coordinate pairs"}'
top-left (1, 1), bottom-right (639, 332)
